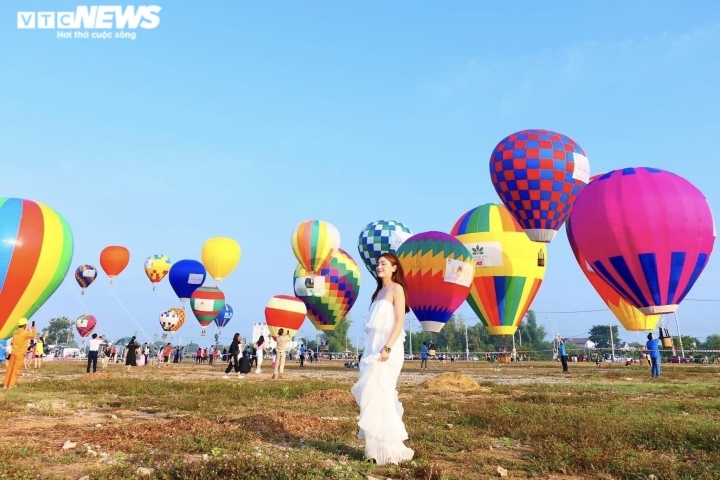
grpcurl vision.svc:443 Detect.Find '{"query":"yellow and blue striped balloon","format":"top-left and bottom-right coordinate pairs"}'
top-left (0, 198), bottom-right (74, 340)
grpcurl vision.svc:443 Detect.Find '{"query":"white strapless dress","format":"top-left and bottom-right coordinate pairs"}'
top-left (351, 299), bottom-right (414, 465)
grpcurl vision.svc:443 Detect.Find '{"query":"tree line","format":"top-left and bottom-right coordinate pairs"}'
top-left (36, 310), bottom-right (720, 357)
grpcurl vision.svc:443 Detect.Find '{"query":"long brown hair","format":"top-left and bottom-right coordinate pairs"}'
top-left (371, 252), bottom-right (410, 313)
top-left (233, 333), bottom-right (240, 343)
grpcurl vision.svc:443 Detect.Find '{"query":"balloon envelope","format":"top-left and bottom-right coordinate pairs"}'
top-left (76, 314), bottom-right (97, 338)
top-left (159, 307), bottom-right (185, 333)
top-left (265, 294), bottom-right (307, 338)
top-left (357, 220), bottom-right (413, 278)
top-left (75, 264), bottom-right (97, 292)
top-left (100, 246), bottom-right (130, 281)
top-left (396, 231), bottom-right (474, 333)
top-left (293, 248), bottom-right (361, 331)
top-left (451, 204), bottom-right (547, 336)
top-left (144, 255), bottom-right (171, 290)
top-left (567, 214), bottom-right (661, 331)
top-left (201, 237), bottom-right (241, 282)
top-left (291, 220), bottom-right (341, 274)
top-left (190, 286), bottom-right (226, 327)
top-left (214, 304), bottom-right (233, 329)
top-left (489, 129), bottom-right (590, 243)
top-left (0, 198), bottom-right (74, 340)
top-left (570, 167), bottom-right (716, 315)
top-left (168, 260), bottom-right (206, 302)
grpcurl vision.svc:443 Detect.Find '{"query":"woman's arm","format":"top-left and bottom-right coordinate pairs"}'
top-left (383, 284), bottom-right (407, 350)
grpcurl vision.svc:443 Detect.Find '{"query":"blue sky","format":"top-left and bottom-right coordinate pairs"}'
top-left (1, 1), bottom-right (719, 348)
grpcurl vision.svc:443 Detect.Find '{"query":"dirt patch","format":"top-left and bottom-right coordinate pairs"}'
top-left (236, 411), bottom-right (347, 442)
top-left (419, 372), bottom-right (488, 394)
top-left (79, 372), bottom-right (112, 381)
top-left (294, 388), bottom-right (356, 405)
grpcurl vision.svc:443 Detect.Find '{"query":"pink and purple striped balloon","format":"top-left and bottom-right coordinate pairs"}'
top-left (569, 167), bottom-right (715, 315)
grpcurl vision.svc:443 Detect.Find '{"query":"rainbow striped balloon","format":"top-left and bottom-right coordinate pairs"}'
top-left (293, 248), bottom-right (361, 332)
top-left (0, 198), bottom-right (74, 340)
top-left (291, 220), bottom-right (341, 274)
top-left (451, 204), bottom-right (547, 336)
top-left (397, 231), bottom-right (473, 333)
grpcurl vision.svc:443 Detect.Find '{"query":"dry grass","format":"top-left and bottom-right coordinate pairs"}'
top-left (1, 359), bottom-right (720, 479)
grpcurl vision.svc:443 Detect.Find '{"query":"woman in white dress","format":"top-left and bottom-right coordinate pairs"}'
top-left (351, 252), bottom-right (415, 465)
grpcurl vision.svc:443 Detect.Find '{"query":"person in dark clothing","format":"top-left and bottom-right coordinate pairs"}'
top-left (125, 336), bottom-right (139, 373)
top-left (224, 333), bottom-right (242, 379)
top-left (238, 350), bottom-right (251, 377)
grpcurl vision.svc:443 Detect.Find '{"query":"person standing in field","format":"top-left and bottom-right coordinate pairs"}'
top-left (254, 336), bottom-right (266, 374)
top-left (351, 253), bottom-right (414, 465)
top-left (420, 342), bottom-right (428, 370)
top-left (224, 333), bottom-right (242, 379)
top-left (3, 318), bottom-right (37, 388)
top-left (125, 336), bottom-right (139, 373)
top-left (87, 333), bottom-right (102, 374)
top-left (558, 337), bottom-right (569, 373)
top-left (273, 329), bottom-right (290, 379)
top-left (33, 335), bottom-right (45, 370)
top-left (646, 333), bottom-right (661, 378)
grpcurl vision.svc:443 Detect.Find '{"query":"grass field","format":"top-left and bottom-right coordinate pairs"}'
top-left (1, 358), bottom-right (719, 479)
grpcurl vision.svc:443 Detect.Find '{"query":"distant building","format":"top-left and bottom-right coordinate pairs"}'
top-left (566, 337), bottom-right (596, 349)
top-left (252, 323), bottom-right (276, 349)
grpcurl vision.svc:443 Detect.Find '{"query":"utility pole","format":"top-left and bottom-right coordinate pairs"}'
top-left (674, 312), bottom-right (685, 358)
top-left (465, 324), bottom-right (470, 360)
top-left (609, 323), bottom-right (615, 360)
top-left (355, 335), bottom-right (359, 358)
top-left (408, 318), bottom-right (413, 357)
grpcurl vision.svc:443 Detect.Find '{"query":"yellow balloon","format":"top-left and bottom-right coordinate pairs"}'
top-left (201, 237), bottom-right (241, 282)
top-left (451, 204), bottom-right (547, 336)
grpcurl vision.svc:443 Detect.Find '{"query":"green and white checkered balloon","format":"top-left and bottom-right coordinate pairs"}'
top-left (357, 220), bottom-right (413, 278)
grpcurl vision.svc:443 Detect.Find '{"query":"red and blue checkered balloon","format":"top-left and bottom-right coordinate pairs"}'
top-left (489, 129), bottom-right (590, 243)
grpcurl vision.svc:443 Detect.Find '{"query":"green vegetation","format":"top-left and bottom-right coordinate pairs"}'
top-left (1, 358), bottom-right (719, 479)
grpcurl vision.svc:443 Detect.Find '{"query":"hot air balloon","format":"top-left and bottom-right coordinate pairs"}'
top-left (293, 248), bottom-right (361, 332)
top-left (159, 307), bottom-right (185, 334)
top-left (168, 260), bottom-right (207, 303)
top-left (265, 295), bottom-right (307, 339)
top-left (396, 231), bottom-right (473, 333)
top-left (214, 304), bottom-right (233, 331)
top-left (100, 245), bottom-right (130, 283)
top-left (291, 220), bottom-right (341, 275)
top-left (357, 220), bottom-right (413, 278)
top-left (75, 265), bottom-right (97, 295)
top-left (190, 286), bottom-right (226, 336)
top-left (489, 129), bottom-right (590, 243)
top-left (451, 204), bottom-right (547, 336)
top-left (144, 255), bottom-right (172, 291)
top-left (170, 307), bottom-right (186, 333)
top-left (566, 213), bottom-right (661, 331)
top-left (75, 314), bottom-right (97, 338)
top-left (201, 237), bottom-right (241, 283)
top-left (570, 167), bottom-right (716, 315)
top-left (0, 198), bottom-right (74, 340)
